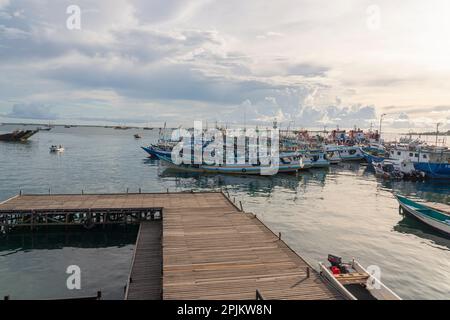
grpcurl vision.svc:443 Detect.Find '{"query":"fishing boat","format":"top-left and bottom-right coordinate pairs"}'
top-left (361, 148), bottom-right (389, 164)
top-left (37, 126), bottom-right (51, 131)
top-left (325, 145), bottom-right (364, 161)
top-left (387, 143), bottom-right (450, 178)
top-left (134, 134), bottom-right (142, 139)
top-left (319, 254), bottom-right (401, 300)
top-left (373, 159), bottom-right (425, 180)
top-left (307, 150), bottom-right (330, 168)
top-left (373, 160), bottom-right (404, 180)
top-left (0, 129), bottom-right (39, 142)
top-left (49, 145), bottom-right (64, 152)
top-left (396, 195), bottom-right (450, 236)
top-left (326, 150), bottom-right (341, 164)
top-left (157, 154), bottom-right (303, 175)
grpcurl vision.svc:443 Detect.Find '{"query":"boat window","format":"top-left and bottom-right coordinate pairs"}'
top-left (409, 153), bottom-right (413, 157)
top-left (391, 150), bottom-right (394, 154)
top-left (415, 153), bottom-right (418, 157)
top-left (423, 154), bottom-right (427, 159)
top-left (397, 151), bottom-right (401, 156)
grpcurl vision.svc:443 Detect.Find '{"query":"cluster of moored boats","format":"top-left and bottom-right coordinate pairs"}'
top-left (141, 127), bottom-right (450, 179)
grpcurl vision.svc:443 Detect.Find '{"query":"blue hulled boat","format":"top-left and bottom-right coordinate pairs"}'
top-left (413, 162), bottom-right (450, 179)
top-left (388, 145), bottom-right (450, 179)
top-left (141, 145), bottom-right (172, 158)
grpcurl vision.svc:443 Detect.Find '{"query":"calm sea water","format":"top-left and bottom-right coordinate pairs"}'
top-left (0, 125), bottom-right (449, 300)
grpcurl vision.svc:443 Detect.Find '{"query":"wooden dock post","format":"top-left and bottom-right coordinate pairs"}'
top-left (239, 201), bottom-right (243, 212)
top-left (278, 232), bottom-right (281, 240)
top-left (306, 267), bottom-right (310, 278)
top-left (255, 290), bottom-right (264, 300)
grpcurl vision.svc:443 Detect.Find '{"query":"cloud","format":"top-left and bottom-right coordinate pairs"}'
top-left (0, 0), bottom-right (10, 9)
top-left (0, 0), bottom-right (449, 128)
top-left (7, 103), bottom-right (58, 120)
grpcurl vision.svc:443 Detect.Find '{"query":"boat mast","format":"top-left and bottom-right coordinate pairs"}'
top-left (379, 113), bottom-right (387, 142)
top-left (435, 122), bottom-right (441, 146)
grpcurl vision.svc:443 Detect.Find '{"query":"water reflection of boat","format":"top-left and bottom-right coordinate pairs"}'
top-left (0, 129), bottom-right (39, 142)
top-left (394, 215), bottom-right (450, 248)
top-left (158, 169), bottom-right (303, 192)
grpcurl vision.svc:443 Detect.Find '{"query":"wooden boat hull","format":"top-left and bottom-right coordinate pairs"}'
top-left (158, 155), bottom-right (301, 175)
top-left (396, 195), bottom-right (450, 236)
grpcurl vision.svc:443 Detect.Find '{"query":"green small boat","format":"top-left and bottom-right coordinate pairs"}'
top-left (396, 195), bottom-right (450, 236)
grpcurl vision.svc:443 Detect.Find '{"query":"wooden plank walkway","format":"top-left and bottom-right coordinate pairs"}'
top-left (0, 192), bottom-right (343, 300)
top-left (125, 221), bottom-right (162, 300)
top-left (161, 193), bottom-right (342, 300)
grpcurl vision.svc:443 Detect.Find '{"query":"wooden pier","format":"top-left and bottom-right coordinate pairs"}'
top-left (0, 192), bottom-right (343, 300)
top-left (125, 221), bottom-right (162, 300)
top-left (0, 193), bottom-right (162, 231)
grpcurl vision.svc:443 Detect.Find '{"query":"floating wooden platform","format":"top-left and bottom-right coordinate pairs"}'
top-left (125, 221), bottom-right (162, 300)
top-left (0, 192), bottom-right (343, 300)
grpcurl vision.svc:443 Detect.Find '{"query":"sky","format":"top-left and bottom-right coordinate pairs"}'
top-left (0, 0), bottom-right (449, 130)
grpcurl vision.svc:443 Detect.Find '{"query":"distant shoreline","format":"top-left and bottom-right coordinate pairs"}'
top-left (0, 122), bottom-right (147, 129)
top-left (405, 131), bottom-right (450, 136)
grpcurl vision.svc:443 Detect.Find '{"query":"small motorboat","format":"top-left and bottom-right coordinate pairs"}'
top-left (134, 134), bottom-right (142, 139)
top-left (373, 161), bottom-right (404, 180)
top-left (373, 159), bottom-right (425, 180)
top-left (319, 254), bottom-right (401, 300)
top-left (50, 145), bottom-right (65, 152)
top-left (396, 195), bottom-right (450, 236)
